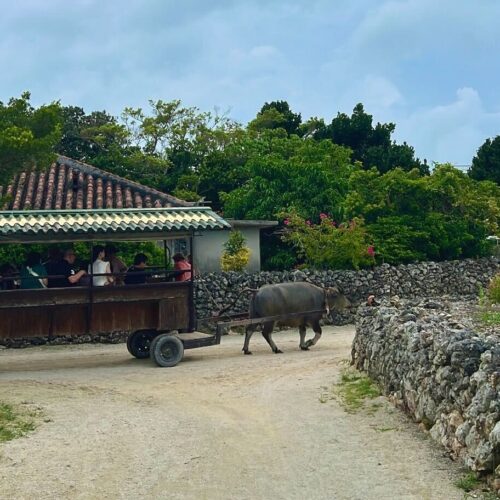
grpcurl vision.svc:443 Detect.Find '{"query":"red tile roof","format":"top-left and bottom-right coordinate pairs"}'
top-left (0, 156), bottom-right (193, 210)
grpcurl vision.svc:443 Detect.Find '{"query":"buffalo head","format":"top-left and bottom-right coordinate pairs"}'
top-left (325, 286), bottom-right (351, 313)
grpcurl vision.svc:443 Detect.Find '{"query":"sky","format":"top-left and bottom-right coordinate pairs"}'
top-left (1, 0), bottom-right (499, 165)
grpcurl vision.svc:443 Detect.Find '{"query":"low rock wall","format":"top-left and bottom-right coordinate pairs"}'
top-left (352, 299), bottom-right (500, 491)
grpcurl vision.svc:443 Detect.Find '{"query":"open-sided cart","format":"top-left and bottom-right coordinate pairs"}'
top-left (0, 207), bottom-right (232, 367)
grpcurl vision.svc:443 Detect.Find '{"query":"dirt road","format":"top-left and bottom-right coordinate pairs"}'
top-left (0, 326), bottom-right (463, 500)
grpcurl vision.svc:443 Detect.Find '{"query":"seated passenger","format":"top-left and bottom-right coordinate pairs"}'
top-left (105, 244), bottom-right (127, 286)
top-left (47, 249), bottom-right (87, 288)
top-left (172, 253), bottom-right (192, 282)
top-left (125, 253), bottom-right (148, 285)
top-left (20, 252), bottom-right (48, 289)
top-left (0, 263), bottom-right (17, 290)
top-left (89, 245), bottom-right (114, 286)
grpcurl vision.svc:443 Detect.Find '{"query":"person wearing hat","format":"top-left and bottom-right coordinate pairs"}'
top-left (105, 244), bottom-right (127, 286)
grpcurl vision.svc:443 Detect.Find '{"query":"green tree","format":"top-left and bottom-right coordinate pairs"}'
top-left (122, 100), bottom-right (240, 195)
top-left (469, 136), bottom-right (500, 184)
top-left (0, 92), bottom-right (62, 186)
top-left (220, 230), bottom-right (251, 271)
top-left (58, 106), bottom-right (117, 160)
top-left (56, 105), bottom-right (169, 189)
top-left (248, 100), bottom-right (302, 136)
top-left (344, 164), bottom-right (499, 263)
top-left (314, 103), bottom-right (427, 175)
top-left (222, 131), bottom-right (355, 221)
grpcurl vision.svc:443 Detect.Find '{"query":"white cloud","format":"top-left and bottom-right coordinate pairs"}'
top-left (1, 1), bottom-right (499, 164)
top-left (350, 0), bottom-right (500, 62)
top-left (396, 87), bottom-right (500, 164)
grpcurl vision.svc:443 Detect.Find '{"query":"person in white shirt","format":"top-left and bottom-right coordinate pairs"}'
top-left (89, 245), bottom-right (114, 286)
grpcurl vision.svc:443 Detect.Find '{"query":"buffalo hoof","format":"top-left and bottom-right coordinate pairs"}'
top-left (300, 346), bottom-right (309, 351)
top-left (243, 350), bottom-right (253, 355)
top-left (305, 340), bottom-right (314, 348)
top-left (274, 349), bottom-right (283, 354)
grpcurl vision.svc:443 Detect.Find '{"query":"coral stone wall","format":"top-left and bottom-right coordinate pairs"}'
top-left (352, 299), bottom-right (500, 490)
top-left (195, 257), bottom-right (499, 322)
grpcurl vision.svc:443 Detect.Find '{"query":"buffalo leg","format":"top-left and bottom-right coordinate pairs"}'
top-left (261, 322), bottom-right (282, 353)
top-left (305, 320), bottom-right (322, 349)
top-left (299, 325), bottom-right (309, 350)
top-left (243, 325), bottom-right (256, 355)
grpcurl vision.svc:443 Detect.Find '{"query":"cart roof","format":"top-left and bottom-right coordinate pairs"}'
top-left (0, 207), bottom-right (230, 243)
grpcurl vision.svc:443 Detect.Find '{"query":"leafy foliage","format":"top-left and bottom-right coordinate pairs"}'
top-left (487, 274), bottom-right (500, 304)
top-left (248, 100), bottom-right (302, 136)
top-left (220, 230), bottom-right (250, 271)
top-left (345, 165), bottom-right (499, 263)
top-left (222, 131), bottom-right (355, 221)
top-left (280, 211), bottom-right (375, 270)
top-left (0, 92), bottom-right (61, 185)
top-left (313, 103), bottom-right (427, 175)
top-left (469, 136), bottom-right (500, 184)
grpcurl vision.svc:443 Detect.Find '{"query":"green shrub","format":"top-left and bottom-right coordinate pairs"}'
top-left (487, 274), bottom-right (500, 304)
top-left (220, 230), bottom-right (251, 271)
top-left (280, 211), bottom-right (375, 270)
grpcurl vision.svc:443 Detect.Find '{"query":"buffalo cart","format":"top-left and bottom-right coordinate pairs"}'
top-left (0, 207), bottom-right (230, 367)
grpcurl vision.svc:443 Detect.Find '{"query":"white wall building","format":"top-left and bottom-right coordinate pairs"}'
top-left (169, 219), bottom-right (277, 273)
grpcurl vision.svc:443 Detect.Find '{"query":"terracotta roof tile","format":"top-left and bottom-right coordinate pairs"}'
top-left (115, 184), bottom-right (123, 209)
top-left (24, 172), bottom-right (37, 209)
top-left (0, 155), bottom-right (194, 211)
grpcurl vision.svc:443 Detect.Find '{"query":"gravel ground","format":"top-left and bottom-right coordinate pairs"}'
top-left (0, 326), bottom-right (464, 500)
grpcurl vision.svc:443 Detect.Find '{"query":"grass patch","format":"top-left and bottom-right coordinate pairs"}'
top-left (478, 309), bottom-right (500, 326)
top-left (0, 402), bottom-right (39, 443)
top-left (477, 287), bottom-right (500, 327)
top-left (334, 368), bottom-right (381, 413)
top-left (454, 472), bottom-right (481, 492)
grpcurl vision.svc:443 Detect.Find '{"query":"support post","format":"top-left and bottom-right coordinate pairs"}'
top-left (188, 233), bottom-right (196, 332)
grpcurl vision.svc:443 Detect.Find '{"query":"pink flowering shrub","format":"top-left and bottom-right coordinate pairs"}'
top-left (280, 211), bottom-right (375, 270)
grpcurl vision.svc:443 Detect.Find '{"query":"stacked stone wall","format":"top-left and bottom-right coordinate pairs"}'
top-left (353, 299), bottom-right (500, 491)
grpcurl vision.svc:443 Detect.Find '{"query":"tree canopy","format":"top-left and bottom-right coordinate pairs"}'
top-left (0, 92), bottom-right (61, 185)
top-left (469, 136), bottom-right (500, 184)
top-left (313, 103), bottom-right (427, 175)
top-left (1, 92), bottom-right (498, 270)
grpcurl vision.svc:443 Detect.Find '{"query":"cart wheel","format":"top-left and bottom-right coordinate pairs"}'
top-left (150, 334), bottom-right (184, 367)
top-left (127, 330), bottom-right (156, 359)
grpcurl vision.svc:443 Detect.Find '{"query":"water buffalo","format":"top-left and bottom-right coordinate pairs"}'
top-left (243, 282), bottom-right (350, 355)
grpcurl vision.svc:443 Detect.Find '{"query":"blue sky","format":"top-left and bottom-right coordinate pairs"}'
top-left (1, 0), bottom-right (499, 165)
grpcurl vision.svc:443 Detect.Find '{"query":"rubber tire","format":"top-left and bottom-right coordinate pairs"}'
top-left (150, 334), bottom-right (184, 367)
top-left (127, 330), bottom-right (156, 359)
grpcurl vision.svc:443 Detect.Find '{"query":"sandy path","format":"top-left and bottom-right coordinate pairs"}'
top-left (0, 326), bottom-right (463, 500)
